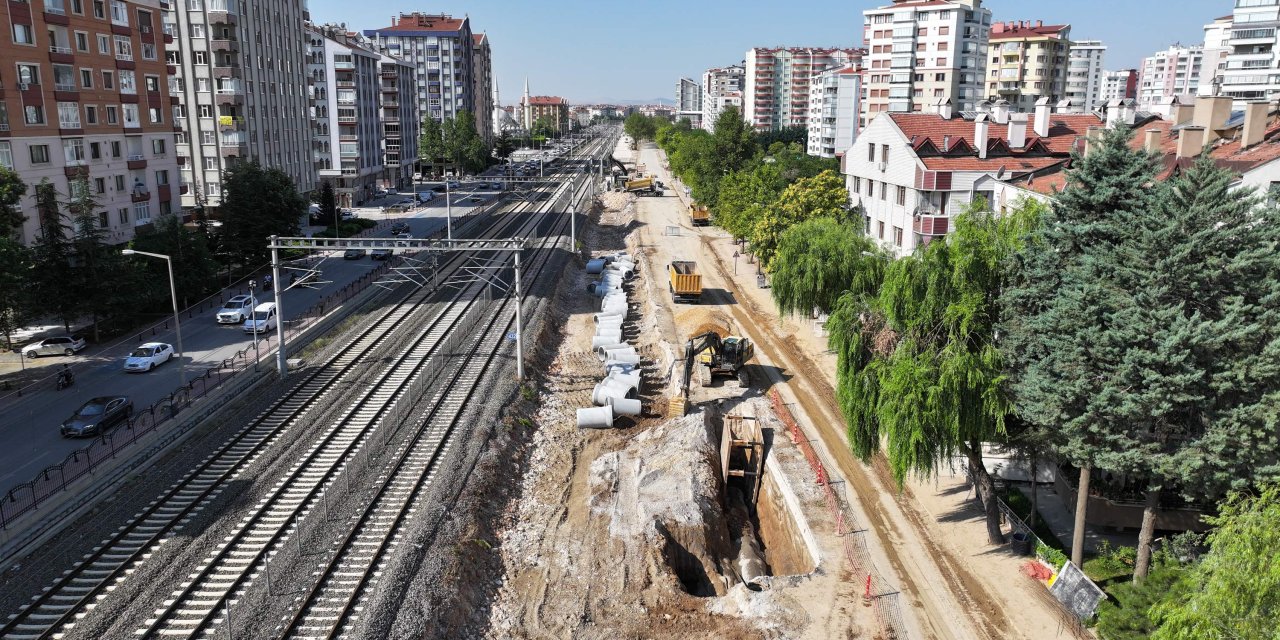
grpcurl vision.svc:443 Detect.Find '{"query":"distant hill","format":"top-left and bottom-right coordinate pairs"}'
top-left (583, 97), bottom-right (677, 106)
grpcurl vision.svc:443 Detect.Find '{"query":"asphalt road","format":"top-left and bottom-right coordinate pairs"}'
top-left (0, 184), bottom-right (502, 490)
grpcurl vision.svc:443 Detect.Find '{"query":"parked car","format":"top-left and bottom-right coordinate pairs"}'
top-left (243, 302), bottom-right (278, 334)
top-left (466, 195), bottom-right (484, 203)
top-left (416, 191), bottom-right (435, 203)
top-left (124, 342), bottom-right (175, 373)
top-left (371, 248), bottom-right (392, 261)
top-left (216, 295), bottom-right (257, 324)
top-left (396, 232), bottom-right (413, 240)
top-left (389, 222), bottom-right (411, 235)
top-left (61, 396), bottom-right (133, 438)
top-left (446, 180), bottom-right (460, 189)
top-left (340, 209), bottom-right (357, 221)
top-left (374, 188), bottom-right (387, 198)
top-left (490, 182), bottom-right (504, 190)
top-left (21, 335), bottom-right (86, 358)
top-left (344, 248), bottom-right (366, 260)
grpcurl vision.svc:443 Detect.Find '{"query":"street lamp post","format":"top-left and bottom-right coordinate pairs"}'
top-left (121, 249), bottom-right (186, 389)
top-left (445, 180), bottom-right (453, 240)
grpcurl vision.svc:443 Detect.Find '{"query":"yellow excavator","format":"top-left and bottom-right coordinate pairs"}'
top-left (671, 329), bottom-right (755, 416)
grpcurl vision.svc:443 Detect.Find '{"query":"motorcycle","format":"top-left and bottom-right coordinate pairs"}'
top-left (55, 370), bottom-right (74, 390)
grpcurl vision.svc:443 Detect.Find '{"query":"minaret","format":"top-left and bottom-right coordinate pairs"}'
top-left (522, 76), bottom-right (532, 129)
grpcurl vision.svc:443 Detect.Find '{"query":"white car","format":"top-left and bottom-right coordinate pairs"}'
top-left (243, 302), bottom-right (278, 334)
top-left (216, 295), bottom-right (257, 324)
top-left (124, 342), bottom-right (174, 373)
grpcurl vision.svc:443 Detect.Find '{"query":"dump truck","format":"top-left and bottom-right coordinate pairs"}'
top-left (689, 203), bottom-right (710, 226)
top-left (668, 261), bottom-right (702, 303)
top-left (625, 176), bottom-right (661, 196)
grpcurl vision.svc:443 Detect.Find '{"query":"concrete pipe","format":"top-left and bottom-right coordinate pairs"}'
top-left (608, 396), bottom-right (643, 416)
top-left (603, 359), bottom-right (639, 375)
top-left (592, 283), bottom-right (623, 298)
top-left (592, 379), bottom-right (638, 405)
top-left (594, 311), bottom-right (626, 324)
top-left (594, 343), bottom-right (630, 361)
top-left (591, 333), bottom-right (623, 349)
top-left (601, 294), bottom-right (627, 308)
top-left (585, 259), bottom-right (607, 274)
top-left (607, 370), bottom-right (642, 390)
top-left (576, 405), bottom-right (614, 429)
top-left (595, 318), bottom-right (624, 332)
top-left (594, 326), bottom-right (624, 339)
top-left (604, 348), bottom-right (640, 365)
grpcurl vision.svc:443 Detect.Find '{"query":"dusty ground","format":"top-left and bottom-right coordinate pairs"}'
top-left (485, 157), bottom-right (878, 638)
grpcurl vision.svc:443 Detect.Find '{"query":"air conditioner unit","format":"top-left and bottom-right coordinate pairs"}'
top-left (877, 161), bottom-right (887, 172)
top-left (18, 83), bottom-right (29, 91)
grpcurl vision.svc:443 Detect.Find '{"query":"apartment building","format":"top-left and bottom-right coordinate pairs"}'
top-left (472, 32), bottom-right (492, 147)
top-left (675, 76), bottom-right (702, 127)
top-left (806, 65), bottom-right (861, 158)
top-left (163, 0), bottom-right (313, 209)
top-left (743, 47), bottom-right (863, 131)
top-left (1065, 39), bottom-right (1105, 112)
top-left (519, 80), bottom-right (569, 133)
top-left (861, 0), bottom-right (992, 121)
top-left (305, 24), bottom-right (383, 208)
top-left (700, 64), bottom-right (743, 131)
top-left (363, 13), bottom-right (476, 131)
top-left (1100, 69), bottom-right (1138, 105)
top-left (378, 52), bottom-right (418, 191)
top-left (2, 0), bottom-right (182, 246)
top-left (985, 21), bottom-right (1071, 112)
top-left (844, 98), bottom-right (1105, 256)
top-left (1220, 1), bottom-right (1280, 104)
top-left (1137, 44), bottom-right (1226, 111)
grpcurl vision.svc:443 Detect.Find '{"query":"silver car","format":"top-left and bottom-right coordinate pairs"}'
top-left (22, 335), bottom-right (86, 358)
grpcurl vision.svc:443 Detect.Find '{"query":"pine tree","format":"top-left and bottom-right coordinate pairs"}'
top-left (29, 179), bottom-right (78, 331)
top-left (219, 160), bottom-right (305, 266)
top-left (0, 165), bottom-right (27, 238)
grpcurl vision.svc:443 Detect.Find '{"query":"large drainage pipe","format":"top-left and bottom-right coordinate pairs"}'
top-left (607, 370), bottom-right (642, 390)
top-left (576, 405), bottom-right (614, 429)
top-left (594, 310), bottom-right (626, 324)
top-left (592, 379), bottom-right (638, 406)
top-left (594, 343), bottom-right (630, 361)
top-left (595, 322), bottom-right (623, 336)
top-left (605, 362), bottom-right (638, 376)
top-left (604, 346), bottom-right (638, 361)
top-left (591, 333), bottom-right (623, 349)
top-left (608, 396), bottom-right (643, 416)
top-left (585, 258), bottom-right (607, 274)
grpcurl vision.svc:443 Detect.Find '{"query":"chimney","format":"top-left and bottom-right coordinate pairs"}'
top-left (1193, 95), bottom-right (1233, 145)
top-left (975, 114), bottom-right (990, 159)
top-left (1242, 100), bottom-right (1269, 150)
top-left (1034, 97), bottom-right (1052, 137)
top-left (1177, 126), bottom-right (1206, 159)
top-left (976, 99), bottom-right (993, 115)
top-left (1036, 20), bottom-right (1043, 28)
top-left (1084, 125), bottom-right (1103, 156)
top-left (936, 97), bottom-right (953, 119)
top-left (1144, 128), bottom-right (1162, 154)
top-left (1055, 98), bottom-right (1076, 114)
top-left (1008, 112), bottom-right (1028, 148)
top-left (942, 134), bottom-right (952, 152)
top-left (992, 99), bottom-right (1011, 124)
top-left (1105, 98), bottom-right (1122, 129)
top-left (1119, 98), bottom-right (1137, 126)
top-left (1169, 99), bottom-right (1193, 127)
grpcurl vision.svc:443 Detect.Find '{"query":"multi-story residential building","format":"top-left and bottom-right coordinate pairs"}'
top-left (163, 0), bottom-right (313, 209)
top-left (305, 24), bottom-right (381, 208)
top-left (806, 65), bottom-right (861, 158)
top-left (1100, 69), bottom-right (1138, 105)
top-left (700, 65), bottom-right (744, 131)
top-left (861, 0), bottom-right (992, 122)
top-left (363, 13), bottom-right (476, 134)
top-left (985, 21), bottom-right (1071, 112)
top-left (675, 76), bottom-right (702, 127)
top-left (743, 47), bottom-right (863, 131)
top-left (472, 32), bottom-right (493, 147)
top-left (1065, 39), bottom-right (1105, 112)
top-left (844, 98), bottom-right (1105, 256)
top-left (3, 0), bottom-right (182, 246)
top-left (1219, 1), bottom-right (1280, 104)
top-left (378, 52), bottom-right (418, 191)
top-left (1204, 14), bottom-right (1233, 50)
top-left (520, 80), bottom-right (569, 133)
top-left (1137, 45), bottom-right (1226, 111)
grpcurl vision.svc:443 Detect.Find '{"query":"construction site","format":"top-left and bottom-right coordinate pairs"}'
top-left (405, 137), bottom-right (1081, 639)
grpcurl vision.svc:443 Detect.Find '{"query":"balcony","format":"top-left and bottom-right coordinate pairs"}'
top-left (210, 36), bottom-right (240, 53)
top-left (220, 142), bottom-right (247, 157)
top-left (131, 189), bottom-right (151, 203)
top-left (335, 80), bottom-right (356, 89)
top-left (338, 134), bottom-right (358, 142)
top-left (215, 91), bottom-right (243, 106)
top-left (381, 69), bottom-right (398, 79)
top-left (208, 7), bottom-right (238, 26)
top-left (127, 154), bottom-right (147, 169)
top-left (337, 114), bottom-right (357, 123)
top-left (217, 115), bottom-right (245, 130)
top-left (913, 213), bottom-right (949, 236)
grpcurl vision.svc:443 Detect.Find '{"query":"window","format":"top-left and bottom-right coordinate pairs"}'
top-left (141, 43), bottom-right (155, 60)
top-left (939, 26), bottom-right (950, 35)
top-left (109, 0), bottom-right (127, 25)
top-left (74, 31), bottom-right (88, 51)
top-left (121, 103), bottom-right (139, 127)
top-left (24, 105), bottom-right (45, 125)
top-left (879, 181), bottom-right (887, 200)
top-left (118, 69), bottom-right (135, 93)
top-left (133, 201), bottom-right (150, 221)
top-left (896, 186), bottom-right (906, 206)
top-left (97, 33), bottom-right (108, 54)
top-left (852, 176), bottom-right (861, 193)
top-left (0, 142), bottom-right (11, 170)
top-left (881, 144), bottom-right (890, 163)
top-left (205, 181), bottom-right (219, 196)
top-left (114, 35), bottom-right (132, 60)
top-left (12, 24), bottom-right (34, 45)
top-left (16, 64), bottom-right (39, 86)
top-left (84, 105), bottom-right (97, 124)
top-left (154, 169), bottom-right (168, 185)
top-left (867, 142), bottom-right (875, 162)
top-left (57, 102), bottom-right (81, 128)
top-left (197, 104), bottom-right (213, 118)
top-left (101, 70), bottom-right (114, 89)
top-left (93, 0), bottom-right (104, 18)
top-left (97, 210), bottom-right (108, 228)
top-left (114, 174), bottom-right (124, 190)
top-left (203, 156), bottom-right (217, 170)
top-left (151, 138), bottom-right (165, 154)
top-left (63, 138), bottom-right (85, 164)
top-left (105, 105), bottom-right (118, 124)
top-left (148, 107), bottom-right (162, 123)
top-left (201, 131), bottom-right (214, 144)
top-left (192, 51), bottom-right (206, 65)
top-left (71, 0), bottom-right (83, 14)
top-left (89, 141), bottom-right (100, 159)
top-left (144, 75), bottom-right (159, 92)
top-left (94, 177), bottom-right (106, 194)
top-left (117, 208), bottom-right (127, 224)
top-left (189, 23), bottom-right (205, 38)
top-left (893, 226), bottom-right (903, 247)
top-left (80, 68), bottom-right (93, 88)
top-left (878, 220), bottom-right (885, 239)
top-left (30, 144), bottom-right (50, 164)
top-left (866, 179), bottom-right (875, 196)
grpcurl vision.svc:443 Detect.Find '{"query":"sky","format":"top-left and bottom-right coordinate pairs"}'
top-left (307, 0), bottom-right (1224, 105)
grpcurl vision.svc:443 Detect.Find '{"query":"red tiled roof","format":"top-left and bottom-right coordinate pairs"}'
top-left (891, 112), bottom-right (1103, 155)
top-left (990, 21), bottom-right (1070, 39)
top-left (528, 96), bottom-right (566, 106)
top-left (378, 13), bottom-right (465, 32)
top-left (921, 156), bottom-right (1066, 173)
top-left (473, 33), bottom-right (487, 45)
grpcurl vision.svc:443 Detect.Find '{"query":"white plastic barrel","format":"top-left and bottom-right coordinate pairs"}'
top-left (577, 405), bottom-right (614, 429)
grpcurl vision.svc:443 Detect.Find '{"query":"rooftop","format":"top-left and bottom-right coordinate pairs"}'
top-left (989, 20), bottom-right (1070, 39)
top-left (365, 13), bottom-right (466, 36)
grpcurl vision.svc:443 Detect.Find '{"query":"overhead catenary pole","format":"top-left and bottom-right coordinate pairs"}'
top-left (446, 180), bottom-right (453, 240)
top-left (271, 236), bottom-right (287, 378)
top-left (514, 246), bottom-right (524, 380)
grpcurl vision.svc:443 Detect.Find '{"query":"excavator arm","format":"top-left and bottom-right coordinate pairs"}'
top-left (680, 332), bottom-right (723, 401)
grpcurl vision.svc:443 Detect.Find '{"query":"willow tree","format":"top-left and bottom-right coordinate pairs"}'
top-left (769, 216), bottom-right (886, 318)
top-left (827, 198), bottom-right (1044, 544)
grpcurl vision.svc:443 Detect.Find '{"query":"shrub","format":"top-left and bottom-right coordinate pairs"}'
top-left (1036, 540), bottom-right (1069, 569)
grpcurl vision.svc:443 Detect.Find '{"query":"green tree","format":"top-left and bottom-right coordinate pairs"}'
top-left (755, 125), bottom-right (807, 149)
top-left (828, 200), bottom-right (1043, 543)
top-left (769, 217), bottom-right (886, 318)
top-left (220, 160), bottom-right (306, 266)
top-left (442, 110), bottom-right (490, 174)
top-left (67, 172), bottom-right (122, 341)
top-left (131, 216), bottom-right (219, 309)
top-left (28, 179), bottom-right (78, 331)
top-left (1096, 561), bottom-right (1193, 640)
top-left (530, 116), bottom-right (558, 141)
top-left (750, 170), bottom-right (850, 268)
top-left (0, 166), bottom-right (27, 238)
top-left (1150, 484), bottom-right (1280, 639)
top-left (623, 112), bottom-right (657, 141)
top-left (1003, 133), bottom-right (1280, 579)
top-left (0, 238), bottom-right (32, 349)
top-left (494, 130), bottom-right (516, 160)
top-left (419, 115), bottom-right (446, 172)
top-left (318, 181), bottom-right (337, 226)
top-left (715, 148), bottom-right (838, 241)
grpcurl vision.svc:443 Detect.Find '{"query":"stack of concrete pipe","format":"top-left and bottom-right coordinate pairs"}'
top-left (578, 252), bottom-right (644, 429)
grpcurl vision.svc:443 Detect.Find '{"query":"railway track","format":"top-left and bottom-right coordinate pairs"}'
top-left (0, 133), bottom-right (610, 640)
